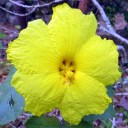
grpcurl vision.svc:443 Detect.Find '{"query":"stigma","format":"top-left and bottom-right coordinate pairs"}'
top-left (59, 59), bottom-right (76, 85)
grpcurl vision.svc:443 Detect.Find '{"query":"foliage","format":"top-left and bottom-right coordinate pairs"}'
top-left (0, 33), bottom-right (7, 39)
top-left (0, 66), bottom-right (24, 125)
top-left (25, 115), bottom-right (93, 128)
top-left (25, 115), bottom-right (60, 128)
top-left (0, 42), bottom-right (3, 49)
top-left (106, 86), bottom-right (115, 98)
top-left (100, 120), bottom-right (112, 128)
top-left (15, 25), bottom-right (21, 30)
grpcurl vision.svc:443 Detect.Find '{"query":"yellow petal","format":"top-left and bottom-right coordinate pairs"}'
top-left (75, 36), bottom-right (121, 85)
top-left (7, 19), bottom-right (59, 74)
top-left (48, 3), bottom-right (97, 60)
top-left (58, 71), bottom-right (111, 125)
top-left (11, 71), bottom-right (66, 116)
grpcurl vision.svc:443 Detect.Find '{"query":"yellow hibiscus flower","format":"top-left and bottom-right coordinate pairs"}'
top-left (6, 3), bottom-right (121, 125)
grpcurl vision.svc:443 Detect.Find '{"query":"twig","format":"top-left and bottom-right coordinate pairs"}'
top-left (9, 0), bottom-right (63, 8)
top-left (99, 25), bottom-right (128, 45)
top-left (8, 123), bottom-right (17, 128)
top-left (91, 0), bottom-right (114, 32)
top-left (91, 0), bottom-right (128, 45)
top-left (0, 0), bottom-right (63, 17)
top-left (115, 92), bottom-right (128, 96)
top-left (111, 118), bottom-right (116, 128)
top-left (0, 5), bottom-right (36, 16)
top-left (0, 26), bottom-right (18, 35)
top-left (48, 108), bottom-right (63, 121)
top-left (117, 45), bottom-right (127, 63)
top-left (78, 0), bottom-right (89, 13)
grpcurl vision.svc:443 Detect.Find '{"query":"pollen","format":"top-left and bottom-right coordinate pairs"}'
top-left (59, 60), bottom-right (75, 85)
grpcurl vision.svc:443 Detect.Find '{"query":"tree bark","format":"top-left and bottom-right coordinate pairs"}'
top-left (78, 0), bottom-right (89, 13)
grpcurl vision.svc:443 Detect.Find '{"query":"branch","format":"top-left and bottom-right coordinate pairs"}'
top-left (78, 0), bottom-right (89, 13)
top-left (115, 92), bottom-right (128, 96)
top-left (91, 0), bottom-right (128, 45)
top-left (0, 5), bottom-right (36, 16)
top-left (111, 118), bottom-right (116, 128)
top-left (0, 0), bottom-right (63, 17)
top-left (9, 0), bottom-right (63, 8)
top-left (117, 45), bottom-right (128, 63)
top-left (0, 26), bottom-right (18, 35)
top-left (91, 0), bottom-right (114, 32)
top-left (99, 25), bottom-right (128, 45)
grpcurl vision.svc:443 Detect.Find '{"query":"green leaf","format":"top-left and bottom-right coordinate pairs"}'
top-left (25, 115), bottom-right (60, 128)
top-left (102, 120), bottom-right (112, 128)
top-left (99, 126), bottom-right (104, 128)
top-left (0, 42), bottom-right (3, 49)
top-left (15, 25), bottom-right (21, 30)
top-left (106, 85), bottom-right (114, 98)
top-left (0, 66), bottom-right (24, 125)
top-left (0, 33), bottom-right (7, 39)
top-left (106, 121), bottom-right (112, 128)
top-left (25, 115), bottom-right (93, 128)
top-left (62, 120), bottom-right (93, 128)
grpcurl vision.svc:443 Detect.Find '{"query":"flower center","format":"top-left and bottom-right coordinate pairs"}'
top-left (59, 60), bottom-right (75, 85)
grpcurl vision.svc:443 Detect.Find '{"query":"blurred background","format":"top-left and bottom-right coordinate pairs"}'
top-left (0, 0), bottom-right (128, 128)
